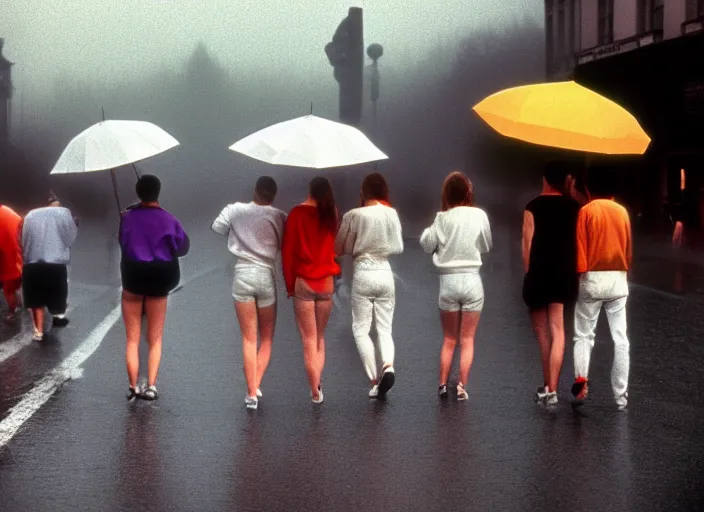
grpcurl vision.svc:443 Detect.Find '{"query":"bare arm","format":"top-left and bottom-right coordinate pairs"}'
top-left (521, 210), bottom-right (534, 274)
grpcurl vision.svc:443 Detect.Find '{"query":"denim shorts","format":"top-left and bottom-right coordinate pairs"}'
top-left (233, 263), bottom-right (276, 308)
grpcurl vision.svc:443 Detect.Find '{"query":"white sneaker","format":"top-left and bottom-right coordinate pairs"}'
top-left (369, 385), bottom-right (379, 398)
top-left (245, 396), bottom-right (258, 410)
top-left (546, 392), bottom-right (558, 406)
top-left (535, 386), bottom-right (549, 403)
top-left (457, 383), bottom-right (469, 401)
top-left (32, 330), bottom-right (43, 342)
top-left (312, 386), bottom-right (324, 404)
top-left (256, 388), bottom-right (263, 398)
top-left (616, 393), bottom-right (628, 410)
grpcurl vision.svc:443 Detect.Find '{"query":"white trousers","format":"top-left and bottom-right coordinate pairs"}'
top-left (351, 260), bottom-right (395, 381)
top-left (573, 271), bottom-right (630, 400)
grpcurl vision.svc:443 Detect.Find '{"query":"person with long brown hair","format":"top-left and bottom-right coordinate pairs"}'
top-left (282, 176), bottom-right (341, 404)
top-left (420, 171), bottom-right (492, 401)
top-left (335, 173), bottom-right (403, 399)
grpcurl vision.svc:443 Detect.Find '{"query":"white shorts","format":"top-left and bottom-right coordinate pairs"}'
top-left (232, 264), bottom-right (276, 308)
top-left (438, 271), bottom-right (484, 312)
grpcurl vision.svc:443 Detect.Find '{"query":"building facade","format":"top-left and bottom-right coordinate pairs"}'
top-left (544, 0), bottom-right (704, 234)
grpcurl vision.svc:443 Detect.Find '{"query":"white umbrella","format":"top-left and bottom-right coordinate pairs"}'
top-left (50, 120), bottom-right (179, 175)
top-left (229, 115), bottom-right (388, 169)
top-left (50, 120), bottom-right (179, 214)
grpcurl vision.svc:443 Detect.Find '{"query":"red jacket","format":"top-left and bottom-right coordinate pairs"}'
top-left (282, 205), bottom-right (340, 296)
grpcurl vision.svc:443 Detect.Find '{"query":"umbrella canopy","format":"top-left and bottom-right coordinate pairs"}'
top-left (50, 120), bottom-right (179, 175)
top-left (472, 81), bottom-right (651, 155)
top-left (229, 115), bottom-right (388, 169)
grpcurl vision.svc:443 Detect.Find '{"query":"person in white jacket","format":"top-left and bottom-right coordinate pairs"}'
top-left (212, 176), bottom-right (286, 410)
top-left (335, 173), bottom-right (404, 398)
top-left (420, 171), bottom-right (492, 401)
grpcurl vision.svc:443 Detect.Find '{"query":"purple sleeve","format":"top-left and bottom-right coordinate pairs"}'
top-left (172, 219), bottom-right (190, 257)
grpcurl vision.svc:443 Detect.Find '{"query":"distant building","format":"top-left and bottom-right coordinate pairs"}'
top-left (544, 0), bottom-right (704, 233)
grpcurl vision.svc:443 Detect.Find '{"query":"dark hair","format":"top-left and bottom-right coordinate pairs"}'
top-left (309, 176), bottom-right (338, 233)
top-left (255, 176), bottom-right (278, 204)
top-left (584, 166), bottom-right (613, 199)
top-left (136, 174), bottom-right (161, 203)
top-left (441, 171), bottom-right (474, 211)
top-left (543, 161), bottom-right (572, 191)
top-left (361, 172), bottom-right (390, 203)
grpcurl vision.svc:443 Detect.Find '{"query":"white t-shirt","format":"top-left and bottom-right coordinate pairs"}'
top-left (212, 201), bottom-right (286, 269)
top-left (420, 206), bottom-right (492, 273)
top-left (335, 204), bottom-right (404, 262)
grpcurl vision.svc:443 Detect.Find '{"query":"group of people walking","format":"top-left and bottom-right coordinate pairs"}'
top-left (0, 162), bottom-right (632, 412)
top-left (0, 196), bottom-right (78, 341)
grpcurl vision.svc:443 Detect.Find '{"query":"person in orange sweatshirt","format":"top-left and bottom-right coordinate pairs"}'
top-left (0, 204), bottom-right (23, 323)
top-left (571, 169), bottom-right (632, 410)
top-left (282, 177), bottom-right (341, 404)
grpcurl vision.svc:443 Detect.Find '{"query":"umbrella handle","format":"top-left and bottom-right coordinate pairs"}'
top-left (110, 169), bottom-right (122, 215)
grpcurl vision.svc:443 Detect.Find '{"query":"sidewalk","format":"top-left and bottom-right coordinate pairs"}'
top-left (630, 230), bottom-right (704, 298)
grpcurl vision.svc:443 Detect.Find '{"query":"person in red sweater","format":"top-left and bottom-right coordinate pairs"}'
top-left (282, 176), bottom-right (341, 404)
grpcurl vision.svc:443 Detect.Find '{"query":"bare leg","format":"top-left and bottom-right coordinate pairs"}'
top-left (256, 304), bottom-right (277, 391)
top-left (144, 296), bottom-right (168, 387)
top-left (529, 308), bottom-right (551, 389)
top-left (235, 300), bottom-right (259, 397)
top-left (294, 298), bottom-right (320, 398)
top-left (122, 291), bottom-right (143, 388)
top-left (314, 299), bottom-right (334, 385)
top-left (439, 310), bottom-right (460, 385)
top-left (546, 303), bottom-right (565, 393)
top-left (458, 311), bottom-right (481, 386)
top-left (31, 307), bottom-right (44, 334)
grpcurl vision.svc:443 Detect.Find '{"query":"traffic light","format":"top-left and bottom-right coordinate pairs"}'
top-left (325, 7), bottom-right (363, 127)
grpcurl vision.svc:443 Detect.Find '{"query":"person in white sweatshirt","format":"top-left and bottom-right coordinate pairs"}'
top-left (420, 171), bottom-right (492, 401)
top-left (335, 173), bottom-right (404, 399)
top-left (212, 176), bottom-right (286, 410)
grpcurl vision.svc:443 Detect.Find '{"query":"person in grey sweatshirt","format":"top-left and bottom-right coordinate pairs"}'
top-left (21, 195), bottom-right (79, 341)
top-left (335, 173), bottom-right (403, 399)
top-left (420, 171), bottom-right (492, 401)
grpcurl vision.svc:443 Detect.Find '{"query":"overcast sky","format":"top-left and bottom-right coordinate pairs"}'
top-left (2, 0), bottom-right (542, 94)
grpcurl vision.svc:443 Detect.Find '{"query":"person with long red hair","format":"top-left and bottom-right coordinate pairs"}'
top-left (335, 173), bottom-right (403, 399)
top-left (282, 177), bottom-right (341, 404)
top-left (420, 171), bottom-right (492, 401)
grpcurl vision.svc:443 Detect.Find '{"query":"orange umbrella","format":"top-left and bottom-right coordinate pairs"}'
top-left (472, 81), bottom-right (651, 155)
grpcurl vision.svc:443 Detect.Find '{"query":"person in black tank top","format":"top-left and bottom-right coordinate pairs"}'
top-left (521, 161), bottom-right (580, 406)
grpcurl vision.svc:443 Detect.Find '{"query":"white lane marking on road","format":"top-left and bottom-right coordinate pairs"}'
top-left (0, 265), bottom-right (220, 449)
top-left (0, 305), bottom-right (122, 447)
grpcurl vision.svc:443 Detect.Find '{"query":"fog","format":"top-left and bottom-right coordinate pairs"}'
top-left (2, 2), bottom-right (551, 238)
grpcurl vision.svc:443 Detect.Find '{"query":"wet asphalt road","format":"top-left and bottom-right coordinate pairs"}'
top-left (1, 215), bottom-right (703, 512)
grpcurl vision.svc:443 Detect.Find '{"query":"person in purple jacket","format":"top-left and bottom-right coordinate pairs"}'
top-left (119, 175), bottom-right (190, 401)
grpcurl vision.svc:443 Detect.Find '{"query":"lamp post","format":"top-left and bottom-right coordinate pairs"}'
top-left (366, 43), bottom-right (383, 133)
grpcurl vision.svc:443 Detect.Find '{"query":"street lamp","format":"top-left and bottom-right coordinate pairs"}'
top-left (366, 43), bottom-right (383, 131)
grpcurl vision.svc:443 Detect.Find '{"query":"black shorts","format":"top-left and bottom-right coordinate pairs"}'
top-left (22, 263), bottom-right (68, 314)
top-left (522, 272), bottom-right (577, 310)
top-left (121, 258), bottom-right (180, 297)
